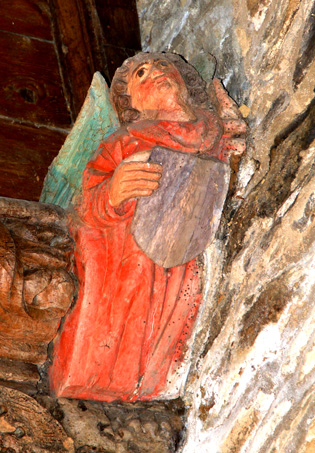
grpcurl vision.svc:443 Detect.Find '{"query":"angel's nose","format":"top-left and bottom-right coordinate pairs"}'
top-left (149, 67), bottom-right (164, 79)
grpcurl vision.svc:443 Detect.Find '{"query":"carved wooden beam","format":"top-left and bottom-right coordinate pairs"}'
top-left (48, 0), bottom-right (97, 121)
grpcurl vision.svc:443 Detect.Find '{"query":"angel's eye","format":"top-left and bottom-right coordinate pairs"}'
top-left (137, 68), bottom-right (145, 77)
top-left (155, 61), bottom-right (169, 69)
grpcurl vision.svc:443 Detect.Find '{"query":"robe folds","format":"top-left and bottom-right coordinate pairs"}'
top-left (49, 109), bottom-right (227, 402)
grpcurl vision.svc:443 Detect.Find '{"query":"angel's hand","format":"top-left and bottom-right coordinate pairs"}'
top-left (212, 79), bottom-right (248, 156)
top-left (109, 161), bottom-right (163, 208)
top-left (123, 150), bottom-right (152, 163)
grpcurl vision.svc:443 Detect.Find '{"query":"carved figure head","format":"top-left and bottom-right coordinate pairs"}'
top-left (111, 52), bottom-right (210, 124)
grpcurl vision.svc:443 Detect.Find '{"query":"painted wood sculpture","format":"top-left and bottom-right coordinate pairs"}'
top-left (42, 52), bottom-right (247, 402)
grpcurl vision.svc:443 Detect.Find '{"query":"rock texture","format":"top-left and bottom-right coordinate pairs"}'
top-left (137, 0), bottom-right (315, 187)
top-left (137, 0), bottom-right (248, 104)
top-left (183, 90), bottom-right (315, 453)
top-left (137, 0), bottom-right (315, 451)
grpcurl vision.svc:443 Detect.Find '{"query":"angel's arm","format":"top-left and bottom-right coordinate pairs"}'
top-left (210, 79), bottom-right (248, 158)
top-left (79, 140), bottom-right (134, 227)
top-left (79, 140), bottom-right (162, 227)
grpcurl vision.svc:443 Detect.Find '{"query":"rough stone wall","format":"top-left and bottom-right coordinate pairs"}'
top-left (137, 0), bottom-right (315, 451)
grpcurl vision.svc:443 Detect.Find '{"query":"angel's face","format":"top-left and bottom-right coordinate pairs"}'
top-left (127, 59), bottom-right (189, 120)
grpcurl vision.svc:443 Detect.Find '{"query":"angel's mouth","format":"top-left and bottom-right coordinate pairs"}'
top-left (152, 76), bottom-right (172, 87)
top-left (151, 74), bottom-right (168, 81)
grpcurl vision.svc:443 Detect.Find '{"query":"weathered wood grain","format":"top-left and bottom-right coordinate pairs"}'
top-left (49, 0), bottom-right (97, 119)
top-left (94, 0), bottom-right (141, 79)
top-left (131, 147), bottom-right (230, 268)
top-left (104, 44), bottom-right (139, 80)
top-left (0, 0), bottom-right (142, 203)
top-left (0, 0), bottom-right (53, 40)
top-left (0, 31), bottom-right (71, 128)
top-left (95, 0), bottom-right (141, 49)
top-left (0, 197), bottom-right (74, 364)
top-left (0, 117), bottom-right (67, 200)
top-left (0, 358), bottom-right (39, 394)
top-left (0, 385), bottom-right (74, 451)
top-left (48, 0), bottom-right (142, 115)
top-left (0, 196), bottom-right (67, 227)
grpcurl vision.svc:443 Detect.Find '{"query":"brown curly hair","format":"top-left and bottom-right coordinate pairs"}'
top-left (110, 52), bottom-right (211, 125)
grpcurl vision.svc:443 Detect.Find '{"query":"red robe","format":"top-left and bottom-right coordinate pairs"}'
top-left (49, 110), bottom-right (226, 402)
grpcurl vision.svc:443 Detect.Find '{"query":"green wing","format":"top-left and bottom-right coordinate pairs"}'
top-left (40, 72), bottom-right (119, 209)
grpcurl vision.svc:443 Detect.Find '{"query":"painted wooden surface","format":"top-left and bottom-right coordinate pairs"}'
top-left (49, 52), bottom-right (248, 403)
top-left (132, 147), bottom-right (230, 268)
top-left (49, 118), bottom-right (205, 402)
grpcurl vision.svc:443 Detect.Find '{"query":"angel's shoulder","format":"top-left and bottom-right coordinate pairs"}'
top-left (101, 125), bottom-right (130, 146)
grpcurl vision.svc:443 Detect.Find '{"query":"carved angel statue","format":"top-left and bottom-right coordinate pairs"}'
top-left (41, 52), bottom-right (247, 402)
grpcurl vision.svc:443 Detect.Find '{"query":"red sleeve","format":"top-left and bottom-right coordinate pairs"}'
top-left (190, 110), bottom-right (228, 163)
top-left (216, 138), bottom-right (229, 163)
top-left (78, 137), bottom-right (136, 228)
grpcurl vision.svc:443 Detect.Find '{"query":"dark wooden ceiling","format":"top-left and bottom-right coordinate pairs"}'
top-left (0, 0), bottom-right (141, 201)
